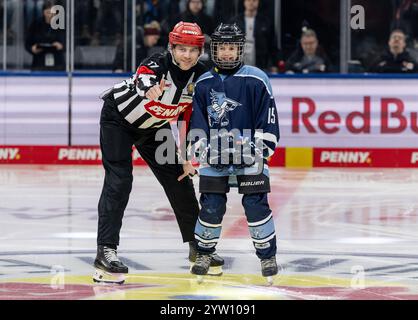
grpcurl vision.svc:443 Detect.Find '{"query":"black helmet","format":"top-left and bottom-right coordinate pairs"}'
top-left (210, 23), bottom-right (246, 69)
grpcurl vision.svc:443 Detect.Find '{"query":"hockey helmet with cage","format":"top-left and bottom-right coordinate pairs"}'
top-left (210, 23), bottom-right (246, 69)
top-left (169, 21), bottom-right (205, 48)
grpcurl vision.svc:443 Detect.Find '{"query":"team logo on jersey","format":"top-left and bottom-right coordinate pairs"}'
top-left (208, 89), bottom-right (241, 127)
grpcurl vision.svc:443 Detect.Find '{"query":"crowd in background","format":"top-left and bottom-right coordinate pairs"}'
top-left (0, 0), bottom-right (417, 73)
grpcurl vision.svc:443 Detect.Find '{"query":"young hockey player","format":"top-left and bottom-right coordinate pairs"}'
top-left (189, 23), bottom-right (280, 284)
top-left (94, 22), bottom-right (223, 284)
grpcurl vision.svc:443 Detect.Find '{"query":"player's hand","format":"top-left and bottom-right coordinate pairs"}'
top-left (178, 161), bottom-right (198, 181)
top-left (145, 78), bottom-right (165, 100)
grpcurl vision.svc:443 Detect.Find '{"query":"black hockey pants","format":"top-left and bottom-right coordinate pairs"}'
top-left (97, 96), bottom-right (199, 246)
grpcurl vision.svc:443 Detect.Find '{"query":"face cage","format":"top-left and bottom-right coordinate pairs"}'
top-left (211, 41), bottom-right (245, 69)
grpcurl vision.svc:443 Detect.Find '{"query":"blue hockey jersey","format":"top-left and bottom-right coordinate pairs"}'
top-left (190, 65), bottom-right (280, 167)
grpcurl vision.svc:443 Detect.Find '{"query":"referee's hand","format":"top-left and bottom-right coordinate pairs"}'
top-left (145, 79), bottom-right (165, 100)
top-left (178, 161), bottom-right (198, 181)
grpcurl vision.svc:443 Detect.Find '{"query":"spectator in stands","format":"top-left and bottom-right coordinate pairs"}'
top-left (229, 0), bottom-right (283, 73)
top-left (113, 21), bottom-right (164, 73)
top-left (160, 0), bottom-right (214, 66)
top-left (5, 0), bottom-right (49, 44)
top-left (25, 0), bottom-right (66, 71)
top-left (370, 29), bottom-right (417, 73)
top-left (348, 0), bottom-right (394, 72)
top-left (161, 0), bottom-right (215, 43)
top-left (285, 28), bottom-right (331, 74)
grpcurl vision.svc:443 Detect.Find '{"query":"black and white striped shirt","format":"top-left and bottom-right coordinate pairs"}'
top-left (111, 52), bottom-right (207, 130)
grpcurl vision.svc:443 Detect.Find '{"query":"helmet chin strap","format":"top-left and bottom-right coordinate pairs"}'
top-left (168, 44), bottom-right (204, 69)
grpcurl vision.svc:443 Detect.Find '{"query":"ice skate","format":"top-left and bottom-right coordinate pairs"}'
top-left (93, 245), bottom-right (128, 285)
top-left (191, 253), bottom-right (212, 283)
top-left (189, 242), bottom-right (224, 276)
top-left (261, 256), bottom-right (278, 285)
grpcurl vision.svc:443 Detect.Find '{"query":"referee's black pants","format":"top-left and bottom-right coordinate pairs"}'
top-left (97, 97), bottom-right (199, 246)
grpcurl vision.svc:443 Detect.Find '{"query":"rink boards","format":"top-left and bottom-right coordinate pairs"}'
top-left (0, 74), bottom-right (418, 167)
top-left (1, 145), bottom-right (418, 168)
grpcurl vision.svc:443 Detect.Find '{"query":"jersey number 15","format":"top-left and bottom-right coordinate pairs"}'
top-left (268, 107), bottom-right (276, 124)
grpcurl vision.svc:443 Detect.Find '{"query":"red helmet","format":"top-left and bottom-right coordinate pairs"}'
top-left (169, 22), bottom-right (205, 48)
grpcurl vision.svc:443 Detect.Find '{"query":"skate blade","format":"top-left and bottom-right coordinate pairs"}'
top-left (189, 263), bottom-right (223, 276)
top-left (265, 276), bottom-right (274, 286)
top-left (207, 266), bottom-right (223, 276)
top-left (93, 268), bottom-right (126, 285)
